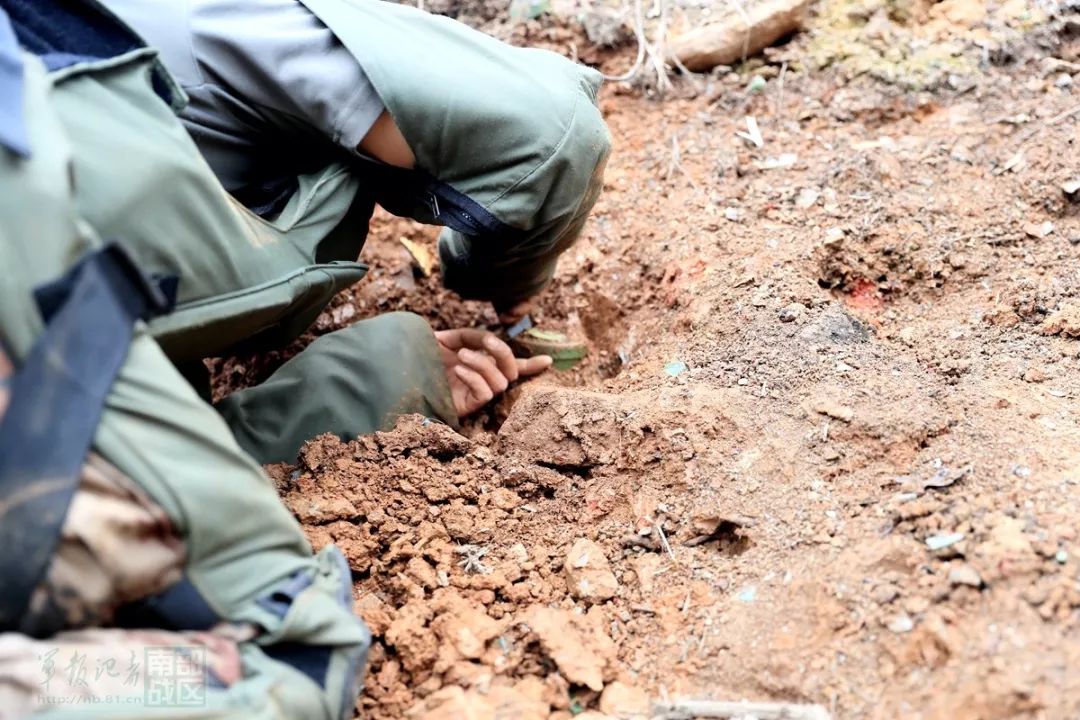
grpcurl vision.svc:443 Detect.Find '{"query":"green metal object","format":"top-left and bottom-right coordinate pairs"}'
top-left (512, 328), bottom-right (588, 370)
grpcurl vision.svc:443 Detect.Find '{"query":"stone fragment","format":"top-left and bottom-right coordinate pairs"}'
top-left (948, 563), bottom-right (983, 588)
top-left (565, 538), bottom-right (619, 602)
top-left (486, 685), bottom-right (549, 720)
top-left (779, 303), bottom-right (805, 323)
top-left (522, 605), bottom-right (617, 691)
top-left (887, 613), bottom-right (914, 633)
top-left (812, 397), bottom-right (854, 422)
top-left (599, 681), bottom-right (650, 717)
top-left (406, 686), bottom-right (493, 720)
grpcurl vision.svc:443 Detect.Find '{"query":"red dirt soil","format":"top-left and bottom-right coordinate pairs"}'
top-left (215, 6), bottom-right (1080, 719)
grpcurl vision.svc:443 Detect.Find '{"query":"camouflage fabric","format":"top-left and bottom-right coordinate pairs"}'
top-left (0, 34), bottom-right (368, 720)
top-left (0, 627), bottom-right (249, 717)
top-left (20, 453), bottom-right (186, 636)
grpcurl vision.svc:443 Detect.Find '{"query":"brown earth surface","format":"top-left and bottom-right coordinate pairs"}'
top-left (221, 2), bottom-right (1080, 718)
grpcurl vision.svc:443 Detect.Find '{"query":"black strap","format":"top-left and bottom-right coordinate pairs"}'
top-left (0, 243), bottom-right (175, 633)
top-left (114, 574), bottom-right (220, 632)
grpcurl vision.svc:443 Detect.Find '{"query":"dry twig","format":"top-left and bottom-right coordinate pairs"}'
top-left (603, 0), bottom-right (673, 93)
top-left (653, 698), bottom-right (832, 720)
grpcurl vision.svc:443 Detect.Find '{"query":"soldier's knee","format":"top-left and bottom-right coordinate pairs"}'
top-left (531, 79), bottom-right (612, 228)
top-left (565, 96), bottom-right (612, 209)
top-left (366, 311), bottom-right (435, 345)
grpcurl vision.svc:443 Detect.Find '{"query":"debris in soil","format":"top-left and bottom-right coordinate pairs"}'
top-left (662, 360), bottom-right (687, 377)
top-left (669, 0), bottom-right (811, 72)
top-left (926, 532), bottom-right (965, 552)
top-left (1042, 303), bottom-right (1080, 337)
top-left (400, 238), bottom-right (436, 277)
top-left (652, 698), bottom-right (832, 720)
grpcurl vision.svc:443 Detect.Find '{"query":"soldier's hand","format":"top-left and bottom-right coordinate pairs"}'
top-left (434, 328), bottom-right (551, 417)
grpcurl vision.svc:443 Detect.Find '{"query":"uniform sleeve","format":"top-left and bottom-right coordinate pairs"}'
top-left (188, 0), bottom-right (385, 153)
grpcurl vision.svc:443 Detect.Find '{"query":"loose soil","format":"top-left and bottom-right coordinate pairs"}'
top-left (220, 2), bottom-right (1080, 717)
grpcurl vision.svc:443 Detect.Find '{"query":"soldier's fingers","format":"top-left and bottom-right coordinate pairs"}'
top-left (516, 355), bottom-right (554, 377)
top-left (434, 329), bottom-right (464, 350)
top-left (482, 333), bottom-right (519, 382)
top-left (458, 348), bottom-right (509, 394)
top-left (453, 328), bottom-right (494, 350)
top-left (453, 365), bottom-right (495, 408)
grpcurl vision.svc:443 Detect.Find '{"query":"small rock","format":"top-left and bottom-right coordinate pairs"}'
top-left (580, 6), bottom-right (631, 47)
top-left (405, 557), bottom-right (440, 589)
top-left (822, 188), bottom-right (840, 214)
top-left (795, 187), bottom-right (820, 209)
top-left (904, 596), bottom-right (930, 615)
top-left (756, 153), bottom-right (798, 170)
top-left (485, 685), bottom-right (549, 720)
top-left (813, 397), bottom-right (854, 423)
top-left (724, 207), bottom-right (741, 221)
top-left (664, 360), bottom-right (688, 377)
top-left (778, 303), bottom-right (805, 323)
top-left (1056, 549), bottom-right (1068, 564)
top-left (1023, 367), bottom-right (1048, 383)
top-left (1042, 303), bottom-right (1080, 337)
top-left (737, 585), bottom-right (757, 603)
top-left (747, 74), bottom-right (767, 93)
top-left (490, 487), bottom-right (523, 510)
top-left (926, 532), bottom-right (965, 551)
top-left (565, 538), bottom-right (619, 602)
top-left (1023, 220), bottom-right (1055, 238)
top-left (509, 543), bottom-right (529, 564)
top-left (407, 687), bottom-right (493, 720)
top-left (887, 614), bottom-right (914, 633)
top-left (1055, 72), bottom-right (1074, 88)
top-left (872, 584), bottom-right (900, 604)
top-left (1062, 178), bottom-right (1080, 202)
top-left (599, 682), bottom-right (650, 717)
top-left (523, 606), bottom-right (616, 692)
top-left (948, 563), bottom-right (983, 588)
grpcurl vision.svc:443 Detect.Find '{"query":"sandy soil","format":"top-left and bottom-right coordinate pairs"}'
top-left (218, 2), bottom-right (1080, 717)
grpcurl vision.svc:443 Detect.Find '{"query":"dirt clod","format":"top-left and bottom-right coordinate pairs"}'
top-left (565, 538), bottom-right (619, 602)
top-left (598, 682), bottom-right (650, 718)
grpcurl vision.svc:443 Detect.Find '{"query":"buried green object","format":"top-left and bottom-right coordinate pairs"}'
top-left (511, 328), bottom-right (588, 370)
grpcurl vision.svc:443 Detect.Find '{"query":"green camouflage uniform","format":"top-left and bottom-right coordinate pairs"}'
top-left (0, 43), bottom-right (367, 718)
